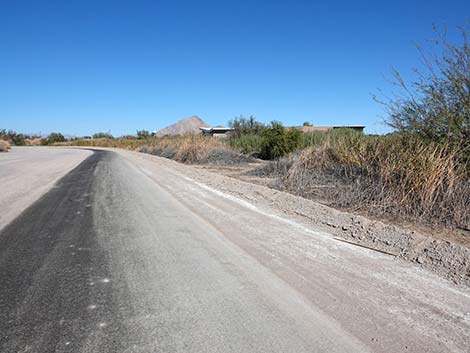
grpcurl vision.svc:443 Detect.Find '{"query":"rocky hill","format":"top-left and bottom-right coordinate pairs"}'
top-left (156, 116), bottom-right (209, 136)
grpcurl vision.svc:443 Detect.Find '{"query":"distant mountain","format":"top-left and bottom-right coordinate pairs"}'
top-left (156, 116), bottom-right (210, 136)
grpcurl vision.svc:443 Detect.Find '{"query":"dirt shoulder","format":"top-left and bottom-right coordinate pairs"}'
top-left (200, 163), bottom-right (470, 244)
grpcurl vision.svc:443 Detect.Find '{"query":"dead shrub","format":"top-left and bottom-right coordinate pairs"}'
top-left (137, 134), bottom-right (253, 165)
top-left (173, 135), bottom-right (216, 163)
top-left (0, 140), bottom-right (10, 152)
top-left (250, 153), bottom-right (297, 178)
top-left (203, 148), bottom-right (254, 165)
top-left (140, 146), bottom-right (177, 159)
top-left (25, 138), bottom-right (42, 146)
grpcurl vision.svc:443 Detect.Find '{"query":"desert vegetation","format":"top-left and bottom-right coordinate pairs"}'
top-left (40, 132), bottom-right (66, 146)
top-left (0, 129), bottom-right (43, 148)
top-left (250, 25), bottom-right (470, 230)
top-left (252, 129), bottom-right (468, 229)
top-left (227, 117), bottom-right (301, 159)
top-left (139, 134), bottom-right (253, 165)
top-left (0, 139), bottom-right (10, 152)
top-left (0, 129), bottom-right (26, 147)
top-left (92, 132), bottom-right (114, 139)
top-left (63, 133), bottom-right (253, 165)
top-left (375, 26), bottom-right (469, 156)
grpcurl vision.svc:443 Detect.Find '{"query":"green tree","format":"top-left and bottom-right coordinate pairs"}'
top-left (92, 132), bottom-right (114, 139)
top-left (376, 24), bottom-right (470, 150)
top-left (0, 129), bottom-right (26, 146)
top-left (136, 130), bottom-right (150, 139)
top-left (260, 121), bottom-right (301, 160)
top-left (41, 132), bottom-right (66, 145)
top-left (228, 116), bottom-right (266, 138)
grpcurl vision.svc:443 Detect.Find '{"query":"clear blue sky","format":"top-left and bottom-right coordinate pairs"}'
top-left (1, 0), bottom-right (469, 136)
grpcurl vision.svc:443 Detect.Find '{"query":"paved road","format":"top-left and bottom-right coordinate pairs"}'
top-left (0, 148), bottom-right (469, 353)
top-left (0, 147), bottom-right (92, 229)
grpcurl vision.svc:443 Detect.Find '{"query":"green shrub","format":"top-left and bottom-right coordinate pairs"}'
top-left (92, 132), bottom-right (114, 139)
top-left (10, 133), bottom-right (25, 146)
top-left (228, 116), bottom-right (266, 138)
top-left (260, 121), bottom-right (301, 160)
top-left (136, 130), bottom-right (150, 139)
top-left (301, 128), bottom-right (364, 148)
top-left (0, 129), bottom-right (26, 146)
top-left (376, 24), bottom-right (470, 159)
top-left (226, 116), bottom-right (267, 155)
top-left (228, 134), bottom-right (263, 154)
top-left (41, 132), bottom-right (66, 145)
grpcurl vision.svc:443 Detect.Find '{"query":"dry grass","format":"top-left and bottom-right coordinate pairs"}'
top-left (25, 138), bottom-right (42, 146)
top-left (139, 135), bottom-right (253, 165)
top-left (61, 137), bottom-right (144, 149)
top-left (65, 134), bottom-right (253, 165)
top-left (253, 133), bottom-right (469, 230)
top-left (0, 140), bottom-right (10, 152)
top-left (166, 134), bottom-right (225, 163)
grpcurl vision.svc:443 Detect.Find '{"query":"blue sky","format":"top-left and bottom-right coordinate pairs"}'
top-left (1, 0), bottom-right (469, 136)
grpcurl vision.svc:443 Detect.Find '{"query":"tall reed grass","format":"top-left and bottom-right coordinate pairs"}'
top-left (257, 131), bottom-right (469, 229)
top-left (227, 134), bottom-right (263, 154)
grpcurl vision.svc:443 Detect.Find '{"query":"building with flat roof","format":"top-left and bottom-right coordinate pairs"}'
top-left (288, 125), bottom-right (365, 133)
top-left (199, 126), bottom-right (233, 137)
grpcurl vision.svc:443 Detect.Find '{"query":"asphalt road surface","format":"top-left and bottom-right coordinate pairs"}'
top-left (0, 147), bottom-right (92, 230)
top-left (0, 148), bottom-right (469, 353)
